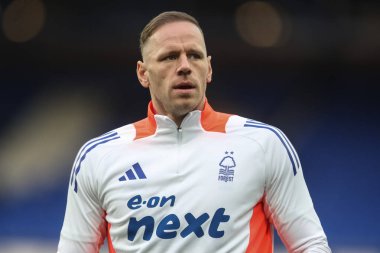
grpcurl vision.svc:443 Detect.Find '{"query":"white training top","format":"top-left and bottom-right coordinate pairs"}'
top-left (58, 101), bottom-right (331, 253)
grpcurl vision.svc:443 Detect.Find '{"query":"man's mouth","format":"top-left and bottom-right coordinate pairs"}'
top-left (173, 82), bottom-right (195, 90)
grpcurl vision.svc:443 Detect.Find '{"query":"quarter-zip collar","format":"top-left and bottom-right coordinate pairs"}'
top-left (133, 99), bottom-right (232, 140)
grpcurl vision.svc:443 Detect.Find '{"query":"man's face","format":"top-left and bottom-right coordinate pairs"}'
top-left (137, 21), bottom-right (212, 122)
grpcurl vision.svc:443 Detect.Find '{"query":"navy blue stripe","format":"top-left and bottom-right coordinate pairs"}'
top-left (244, 123), bottom-right (297, 175)
top-left (246, 120), bottom-right (265, 125)
top-left (132, 163), bottom-right (147, 179)
top-left (100, 130), bottom-right (116, 137)
top-left (70, 132), bottom-right (118, 185)
top-left (73, 136), bottom-right (120, 192)
top-left (75, 132), bottom-right (118, 166)
top-left (74, 136), bottom-right (120, 176)
top-left (277, 129), bottom-right (300, 168)
top-left (246, 120), bottom-right (300, 168)
top-left (126, 169), bottom-right (136, 180)
top-left (248, 121), bottom-right (300, 168)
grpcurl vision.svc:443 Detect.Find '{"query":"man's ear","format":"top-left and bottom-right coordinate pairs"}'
top-left (137, 60), bottom-right (149, 88)
top-left (206, 55), bottom-right (212, 83)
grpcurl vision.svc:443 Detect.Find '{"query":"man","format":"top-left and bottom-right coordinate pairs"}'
top-left (58, 11), bottom-right (331, 253)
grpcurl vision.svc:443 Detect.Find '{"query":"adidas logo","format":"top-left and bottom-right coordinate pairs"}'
top-left (119, 163), bottom-right (147, 181)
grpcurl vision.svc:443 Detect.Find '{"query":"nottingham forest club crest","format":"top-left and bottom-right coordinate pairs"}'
top-left (218, 151), bottom-right (236, 182)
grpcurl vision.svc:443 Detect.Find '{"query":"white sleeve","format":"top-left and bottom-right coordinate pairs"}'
top-left (57, 147), bottom-right (107, 253)
top-left (263, 131), bottom-right (331, 253)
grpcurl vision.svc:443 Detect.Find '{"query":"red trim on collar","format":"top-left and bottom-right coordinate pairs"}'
top-left (133, 101), bottom-right (157, 140)
top-left (133, 100), bottom-right (232, 140)
top-left (201, 102), bottom-right (232, 133)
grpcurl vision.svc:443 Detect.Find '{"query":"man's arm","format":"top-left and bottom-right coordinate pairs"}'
top-left (263, 129), bottom-right (331, 253)
top-left (57, 146), bottom-right (107, 253)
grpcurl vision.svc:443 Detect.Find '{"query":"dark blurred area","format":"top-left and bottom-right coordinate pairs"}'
top-left (0, 0), bottom-right (379, 252)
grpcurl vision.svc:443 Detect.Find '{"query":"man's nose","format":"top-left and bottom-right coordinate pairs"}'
top-left (177, 55), bottom-right (191, 76)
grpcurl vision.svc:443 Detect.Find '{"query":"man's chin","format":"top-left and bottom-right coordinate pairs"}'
top-left (172, 99), bottom-right (200, 115)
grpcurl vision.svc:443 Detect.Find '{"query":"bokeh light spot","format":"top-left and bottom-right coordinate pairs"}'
top-left (2, 0), bottom-right (46, 43)
top-left (235, 1), bottom-right (284, 48)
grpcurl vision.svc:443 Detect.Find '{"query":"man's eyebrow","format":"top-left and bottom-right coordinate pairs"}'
top-left (187, 49), bottom-right (204, 56)
top-left (156, 49), bottom-right (180, 59)
top-left (155, 47), bottom-right (205, 59)
top-left (161, 49), bottom-right (180, 55)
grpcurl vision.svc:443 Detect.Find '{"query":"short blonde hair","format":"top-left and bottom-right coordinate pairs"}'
top-left (139, 11), bottom-right (203, 55)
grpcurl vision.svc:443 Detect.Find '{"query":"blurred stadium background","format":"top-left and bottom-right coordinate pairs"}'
top-left (0, 0), bottom-right (379, 252)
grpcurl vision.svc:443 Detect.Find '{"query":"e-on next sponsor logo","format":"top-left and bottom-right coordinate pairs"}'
top-left (126, 195), bottom-right (230, 241)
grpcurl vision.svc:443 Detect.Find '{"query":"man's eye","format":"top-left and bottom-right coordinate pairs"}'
top-left (188, 54), bottom-right (201, 59)
top-left (164, 55), bottom-right (177, 60)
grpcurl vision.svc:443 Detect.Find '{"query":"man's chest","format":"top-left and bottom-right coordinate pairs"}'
top-left (98, 134), bottom-right (266, 219)
top-left (95, 133), bottom-right (268, 247)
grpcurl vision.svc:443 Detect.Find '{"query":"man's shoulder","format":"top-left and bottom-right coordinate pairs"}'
top-left (76, 122), bottom-right (139, 159)
top-left (226, 115), bottom-right (286, 144)
top-left (96, 122), bottom-right (136, 141)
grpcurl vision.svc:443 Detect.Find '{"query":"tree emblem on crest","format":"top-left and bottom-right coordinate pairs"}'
top-left (219, 152), bottom-right (236, 176)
